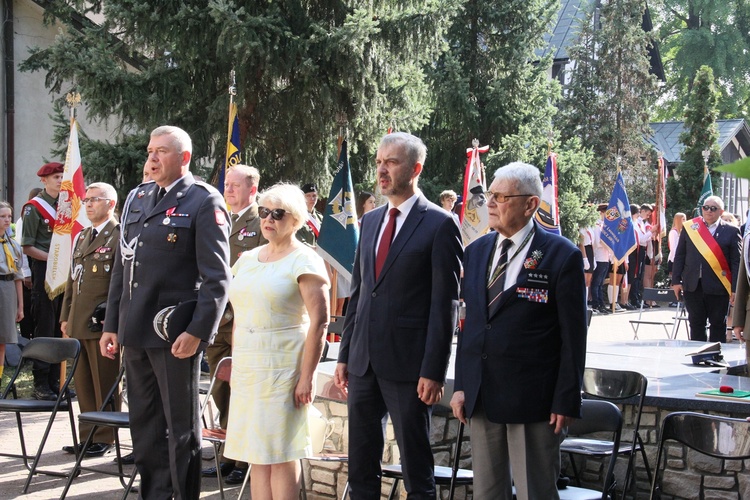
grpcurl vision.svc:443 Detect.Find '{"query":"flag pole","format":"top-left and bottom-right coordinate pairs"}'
top-left (59, 91), bottom-right (81, 392)
top-left (611, 154), bottom-right (622, 314)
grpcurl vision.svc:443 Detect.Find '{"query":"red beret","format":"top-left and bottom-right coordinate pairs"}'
top-left (36, 162), bottom-right (64, 177)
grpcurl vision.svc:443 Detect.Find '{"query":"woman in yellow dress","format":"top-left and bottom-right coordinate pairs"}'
top-left (224, 183), bottom-right (330, 499)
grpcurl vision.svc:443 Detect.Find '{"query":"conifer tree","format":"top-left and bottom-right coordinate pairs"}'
top-left (560, 0), bottom-right (659, 203)
top-left (21, 0), bottom-right (461, 193)
top-left (667, 65), bottom-right (722, 219)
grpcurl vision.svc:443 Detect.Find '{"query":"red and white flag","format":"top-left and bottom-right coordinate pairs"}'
top-left (45, 118), bottom-right (89, 299)
top-left (653, 156), bottom-right (667, 237)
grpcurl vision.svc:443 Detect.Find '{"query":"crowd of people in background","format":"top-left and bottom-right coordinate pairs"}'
top-left (581, 196), bottom-right (745, 347)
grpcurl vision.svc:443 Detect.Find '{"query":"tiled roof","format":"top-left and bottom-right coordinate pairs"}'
top-left (646, 120), bottom-right (750, 163)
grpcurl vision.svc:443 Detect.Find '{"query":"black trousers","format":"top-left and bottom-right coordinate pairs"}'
top-left (29, 258), bottom-right (62, 388)
top-left (125, 346), bottom-right (201, 500)
top-left (683, 281), bottom-right (730, 343)
top-left (628, 246), bottom-right (647, 306)
top-left (347, 366), bottom-right (435, 500)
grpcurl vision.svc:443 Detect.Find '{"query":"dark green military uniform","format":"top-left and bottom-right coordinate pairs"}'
top-left (60, 221), bottom-right (121, 444)
top-left (296, 208), bottom-right (323, 247)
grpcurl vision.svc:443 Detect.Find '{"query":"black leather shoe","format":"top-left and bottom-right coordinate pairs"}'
top-left (33, 387), bottom-right (57, 401)
top-left (116, 452), bottom-right (135, 465)
top-left (62, 443), bottom-right (84, 455)
top-left (225, 467), bottom-right (248, 485)
top-left (85, 443), bottom-right (113, 457)
top-left (202, 462), bottom-right (234, 478)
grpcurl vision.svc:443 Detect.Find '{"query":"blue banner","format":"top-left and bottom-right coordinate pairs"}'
top-left (316, 140), bottom-right (359, 281)
top-left (600, 172), bottom-right (637, 265)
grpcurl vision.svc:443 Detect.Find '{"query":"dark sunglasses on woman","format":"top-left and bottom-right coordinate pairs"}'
top-left (258, 207), bottom-right (287, 221)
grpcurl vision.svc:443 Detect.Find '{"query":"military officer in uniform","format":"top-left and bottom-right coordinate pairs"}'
top-left (101, 126), bottom-right (231, 500)
top-left (296, 183), bottom-right (323, 246)
top-left (202, 164), bottom-right (266, 484)
top-left (60, 182), bottom-right (120, 457)
top-left (21, 161), bottom-right (65, 401)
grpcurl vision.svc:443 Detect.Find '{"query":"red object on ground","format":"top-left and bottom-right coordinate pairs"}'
top-left (719, 385), bottom-right (734, 393)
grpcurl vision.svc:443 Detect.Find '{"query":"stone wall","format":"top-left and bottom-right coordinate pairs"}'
top-left (305, 399), bottom-right (750, 500)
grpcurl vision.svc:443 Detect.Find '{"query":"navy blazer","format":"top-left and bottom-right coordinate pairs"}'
top-left (671, 218), bottom-right (741, 295)
top-left (338, 194), bottom-right (463, 383)
top-left (455, 223), bottom-right (587, 423)
top-left (104, 174), bottom-right (232, 348)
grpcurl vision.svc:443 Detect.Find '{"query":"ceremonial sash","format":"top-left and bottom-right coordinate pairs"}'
top-left (26, 197), bottom-right (57, 229)
top-left (307, 213), bottom-right (320, 238)
top-left (683, 218), bottom-right (732, 295)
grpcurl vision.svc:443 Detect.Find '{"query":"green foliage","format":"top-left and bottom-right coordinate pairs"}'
top-left (559, 0), bottom-right (659, 203)
top-left (21, 0), bottom-right (461, 192)
top-left (667, 65), bottom-right (722, 220)
top-left (654, 0), bottom-right (750, 120)
top-left (421, 0), bottom-right (560, 187)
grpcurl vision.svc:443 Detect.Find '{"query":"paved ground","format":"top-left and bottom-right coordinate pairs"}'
top-left (0, 305), bottom-right (729, 499)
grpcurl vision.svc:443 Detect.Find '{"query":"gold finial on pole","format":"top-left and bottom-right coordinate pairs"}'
top-left (65, 92), bottom-right (81, 122)
top-left (547, 130), bottom-right (554, 155)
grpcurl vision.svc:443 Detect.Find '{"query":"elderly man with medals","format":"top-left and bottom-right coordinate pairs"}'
top-left (60, 182), bottom-right (120, 457)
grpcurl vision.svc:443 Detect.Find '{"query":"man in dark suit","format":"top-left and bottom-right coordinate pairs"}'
top-left (450, 162), bottom-right (587, 499)
top-left (60, 182), bottom-right (120, 457)
top-left (101, 126), bottom-right (231, 499)
top-left (672, 195), bottom-right (741, 342)
top-left (201, 164), bottom-right (266, 484)
top-left (334, 132), bottom-right (462, 499)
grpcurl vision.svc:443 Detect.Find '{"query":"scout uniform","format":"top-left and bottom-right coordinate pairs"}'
top-left (21, 162), bottom-right (64, 400)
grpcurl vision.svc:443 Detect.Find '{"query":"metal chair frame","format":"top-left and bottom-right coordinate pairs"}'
top-left (561, 399), bottom-right (623, 500)
top-left (381, 420), bottom-right (473, 500)
top-left (0, 337), bottom-right (81, 493)
top-left (649, 412), bottom-right (750, 499)
top-left (629, 288), bottom-right (678, 340)
top-left (59, 364), bottom-right (137, 499)
top-left (562, 367), bottom-right (652, 496)
top-left (200, 356), bottom-right (232, 500)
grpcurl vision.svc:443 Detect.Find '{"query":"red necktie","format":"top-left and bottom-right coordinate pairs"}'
top-left (375, 208), bottom-right (400, 279)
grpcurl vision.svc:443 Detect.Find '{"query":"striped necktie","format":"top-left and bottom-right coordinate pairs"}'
top-left (487, 238), bottom-right (513, 311)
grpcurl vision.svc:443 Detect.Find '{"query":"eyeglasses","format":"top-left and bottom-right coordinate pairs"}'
top-left (82, 197), bottom-right (110, 204)
top-left (258, 207), bottom-right (287, 221)
top-left (484, 192), bottom-right (534, 204)
top-left (702, 205), bottom-right (720, 212)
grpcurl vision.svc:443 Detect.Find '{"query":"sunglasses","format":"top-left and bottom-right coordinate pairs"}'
top-left (258, 207), bottom-right (287, 221)
top-left (701, 205), bottom-right (720, 212)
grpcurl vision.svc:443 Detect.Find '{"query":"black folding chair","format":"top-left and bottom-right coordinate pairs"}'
top-left (649, 412), bottom-right (750, 499)
top-left (59, 364), bottom-right (137, 499)
top-left (382, 419), bottom-right (473, 500)
top-left (560, 399), bottom-right (623, 500)
top-left (629, 288), bottom-right (676, 339)
top-left (0, 337), bottom-right (81, 493)
top-left (562, 368), bottom-right (652, 496)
